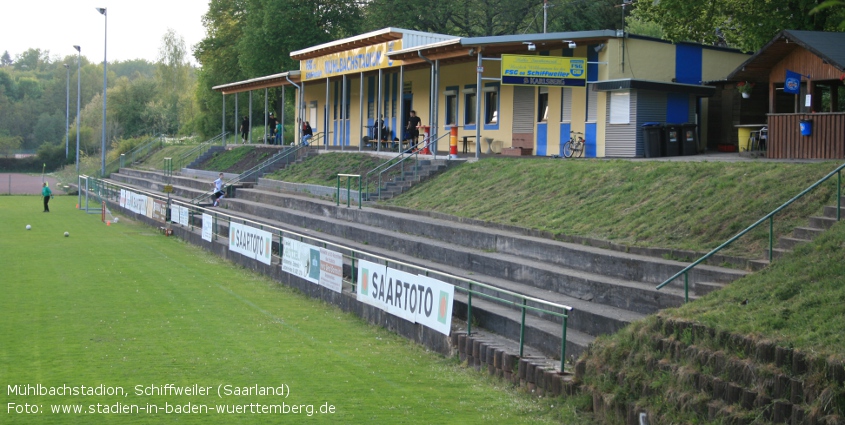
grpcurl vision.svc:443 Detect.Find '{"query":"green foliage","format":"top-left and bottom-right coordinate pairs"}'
top-left (0, 134), bottom-right (22, 158)
top-left (385, 158), bottom-right (840, 256)
top-left (632, 0), bottom-right (845, 52)
top-left (196, 145), bottom-right (257, 171)
top-left (35, 142), bottom-right (71, 171)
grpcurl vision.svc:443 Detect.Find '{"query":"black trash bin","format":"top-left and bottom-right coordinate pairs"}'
top-left (680, 123), bottom-right (698, 156)
top-left (642, 122), bottom-right (663, 158)
top-left (664, 124), bottom-right (681, 156)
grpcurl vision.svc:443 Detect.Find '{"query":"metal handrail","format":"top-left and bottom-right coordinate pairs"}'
top-left (175, 132), bottom-right (228, 170)
top-left (190, 142), bottom-right (313, 205)
top-left (657, 162), bottom-right (845, 301)
top-left (81, 175), bottom-right (575, 371)
top-left (99, 134), bottom-right (165, 177)
top-left (364, 133), bottom-right (451, 201)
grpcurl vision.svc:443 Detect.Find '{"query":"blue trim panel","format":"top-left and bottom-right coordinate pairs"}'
top-left (666, 93), bottom-right (688, 124)
top-left (585, 123), bottom-right (597, 158)
top-left (536, 123), bottom-right (547, 156)
top-left (559, 122), bottom-right (571, 156)
top-left (675, 44), bottom-right (702, 85)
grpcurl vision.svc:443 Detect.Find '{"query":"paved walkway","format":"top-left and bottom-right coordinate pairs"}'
top-left (0, 174), bottom-right (67, 195)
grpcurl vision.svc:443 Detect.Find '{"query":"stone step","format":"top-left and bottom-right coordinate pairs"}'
top-left (822, 205), bottom-right (845, 220)
top-left (792, 226), bottom-right (824, 240)
top-left (749, 259), bottom-right (769, 272)
top-left (808, 215), bottom-right (837, 230)
top-left (778, 236), bottom-right (812, 250)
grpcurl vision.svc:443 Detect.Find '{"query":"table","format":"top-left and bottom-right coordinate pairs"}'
top-left (461, 135), bottom-right (476, 153)
top-left (735, 124), bottom-right (767, 152)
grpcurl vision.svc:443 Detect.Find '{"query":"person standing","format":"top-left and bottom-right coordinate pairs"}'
top-left (406, 110), bottom-right (422, 145)
top-left (42, 182), bottom-right (52, 212)
top-left (212, 173), bottom-right (225, 207)
top-left (268, 113), bottom-right (278, 144)
top-left (276, 122), bottom-right (283, 145)
top-left (240, 116), bottom-right (250, 144)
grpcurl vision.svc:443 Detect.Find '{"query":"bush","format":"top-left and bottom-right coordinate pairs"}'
top-left (35, 142), bottom-right (72, 171)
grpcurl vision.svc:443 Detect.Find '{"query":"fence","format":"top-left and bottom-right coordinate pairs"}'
top-left (79, 175), bottom-right (574, 371)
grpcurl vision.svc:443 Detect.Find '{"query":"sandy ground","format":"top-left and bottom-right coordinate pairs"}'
top-left (0, 174), bottom-right (67, 195)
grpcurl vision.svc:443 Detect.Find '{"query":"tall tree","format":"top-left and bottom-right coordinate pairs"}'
top-left (1, 51), bottom-right (11, 67)
top-left (633, 0), bottom-right (845, 52)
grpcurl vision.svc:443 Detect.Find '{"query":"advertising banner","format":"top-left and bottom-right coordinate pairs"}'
top-left (356, 261), bottom-right (455, 335)
top-left (126, 191), bottom-right (146, 215)
top-left (202, 213), bottom-right (213, 242)
top-left (229, 222), bottom-right (273, 266)
top-left (120, 189), bottom-right (126, 208)
top-left (501, 54), bottom-right (587, 87)
top-left (281, 237), bottom-right (320, 284)
top-left (179, 206), bottom-right (189, 226)
top-left (318, 248), bottom-right (343, 293)
top-left (152, 199), bottom-right (167, 223)
top-left (301, 40), bottom-right (402, 81)
top-left (145, 196), bottom-right (154, 218)
top-left (170, 205), bottom-right (181, 224)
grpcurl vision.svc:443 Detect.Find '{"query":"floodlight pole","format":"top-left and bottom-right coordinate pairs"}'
top-left (65, 64), bottom-right (70, 159)
top-left (97, 7), bottom-right (108, 176)
top-left (74, 45), bottom-right (81, 174)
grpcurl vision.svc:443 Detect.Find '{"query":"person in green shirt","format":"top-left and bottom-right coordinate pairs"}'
top-left (42, 182), bottom-right (52, 212)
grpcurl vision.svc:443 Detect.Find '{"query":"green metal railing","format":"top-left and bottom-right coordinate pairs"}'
top-left (364, 133), bottom-right (450, 201)
top-left (336, 174), bottom-right (362, 208)
top-left (80, 175), bottom-right (574, 371)
top-left (174, 132), bottom-right (228, 170)
top-left (98, 134), bottom-right (166, 178)
top-left (191, 141), bottom-right (313, 205)
top-left (657, 162), bottom-right (845, 301)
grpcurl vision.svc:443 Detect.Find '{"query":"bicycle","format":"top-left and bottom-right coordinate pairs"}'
top-left (562, 131), bottom-right (584, 158)
top-left (750, 127), bottom-right (768, 152)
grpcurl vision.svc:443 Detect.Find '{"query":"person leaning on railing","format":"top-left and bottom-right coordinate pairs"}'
top-left (301, 121), bottom-right (313, 146)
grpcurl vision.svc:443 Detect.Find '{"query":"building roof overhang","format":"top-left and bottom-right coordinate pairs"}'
top-left (212, 71), bottom-right (301, 94)
top-left (594, 79), bottom-right (716, 96)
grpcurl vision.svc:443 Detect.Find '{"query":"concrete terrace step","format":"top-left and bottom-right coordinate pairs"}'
top-left (216, 195), bottom-right (692, 315)
top-left (110, 174), bottom-right (208, 200)
top-left (236, 187), bottom-right (747, 287)
top-left (451, 291), bottom-right (596, 360)
top-left (119, 168), bottom-right (213, 191)
top-left (822, 205), bottom-right (845, 219)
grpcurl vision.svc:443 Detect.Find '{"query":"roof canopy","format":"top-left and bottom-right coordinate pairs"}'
top-left (212, 71), bottom-right (301, 94)
top-left (728, 30), bottom-right (845, 82)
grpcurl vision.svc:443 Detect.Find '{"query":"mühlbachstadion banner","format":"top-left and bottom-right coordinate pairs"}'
top-left (501, 54), bottom-right (587, 87)
top-left (202, 213), bottom-right (213, 242)
top-left (301, 40), bottom-right (402, 81)
top-left (356, 260), bottom-right (454, 336)
top-left (229, 222), bottom-right (273, 266)
top-left (281, 237), bottom-right (320, 284)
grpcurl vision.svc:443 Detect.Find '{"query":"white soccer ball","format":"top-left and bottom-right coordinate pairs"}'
top-left (113, 217), bottom-right (119, 223)
top-left (25, 225), bottom-right (31, 230)
top-left (64, 232), bottom-right (69, 237)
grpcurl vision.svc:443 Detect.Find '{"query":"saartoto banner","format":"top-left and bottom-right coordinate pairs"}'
top-left (356, 260), bottom-right (454, 336)
top-left (228, 222), bottom-right (273, 266)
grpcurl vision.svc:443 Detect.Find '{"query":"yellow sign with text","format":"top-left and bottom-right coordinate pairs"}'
top-left (301, 40), bottom-right (403, 81)
top-left (501, 55), bottom-right (587, 87)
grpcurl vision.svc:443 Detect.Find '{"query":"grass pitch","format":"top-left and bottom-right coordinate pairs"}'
top-left (0, 196), bottom-right (587, 424)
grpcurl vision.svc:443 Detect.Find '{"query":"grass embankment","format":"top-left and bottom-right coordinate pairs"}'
top-left (0, 195), bottom-right (587, 424)
top-left (581, 220), bottom-right (845, 422)
top-left (264, 152), bottom-right (403, 187)
top-left (383, 158), bottom-right (841, 257)
top-left (195, 146), bottom-right (277, 173)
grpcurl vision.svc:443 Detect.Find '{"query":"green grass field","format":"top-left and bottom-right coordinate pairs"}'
top-left (0, 195), bottom-right (588, 424)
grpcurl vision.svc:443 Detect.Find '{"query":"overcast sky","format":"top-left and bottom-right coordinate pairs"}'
top-left (1, 0), bottom-right (209, 65)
